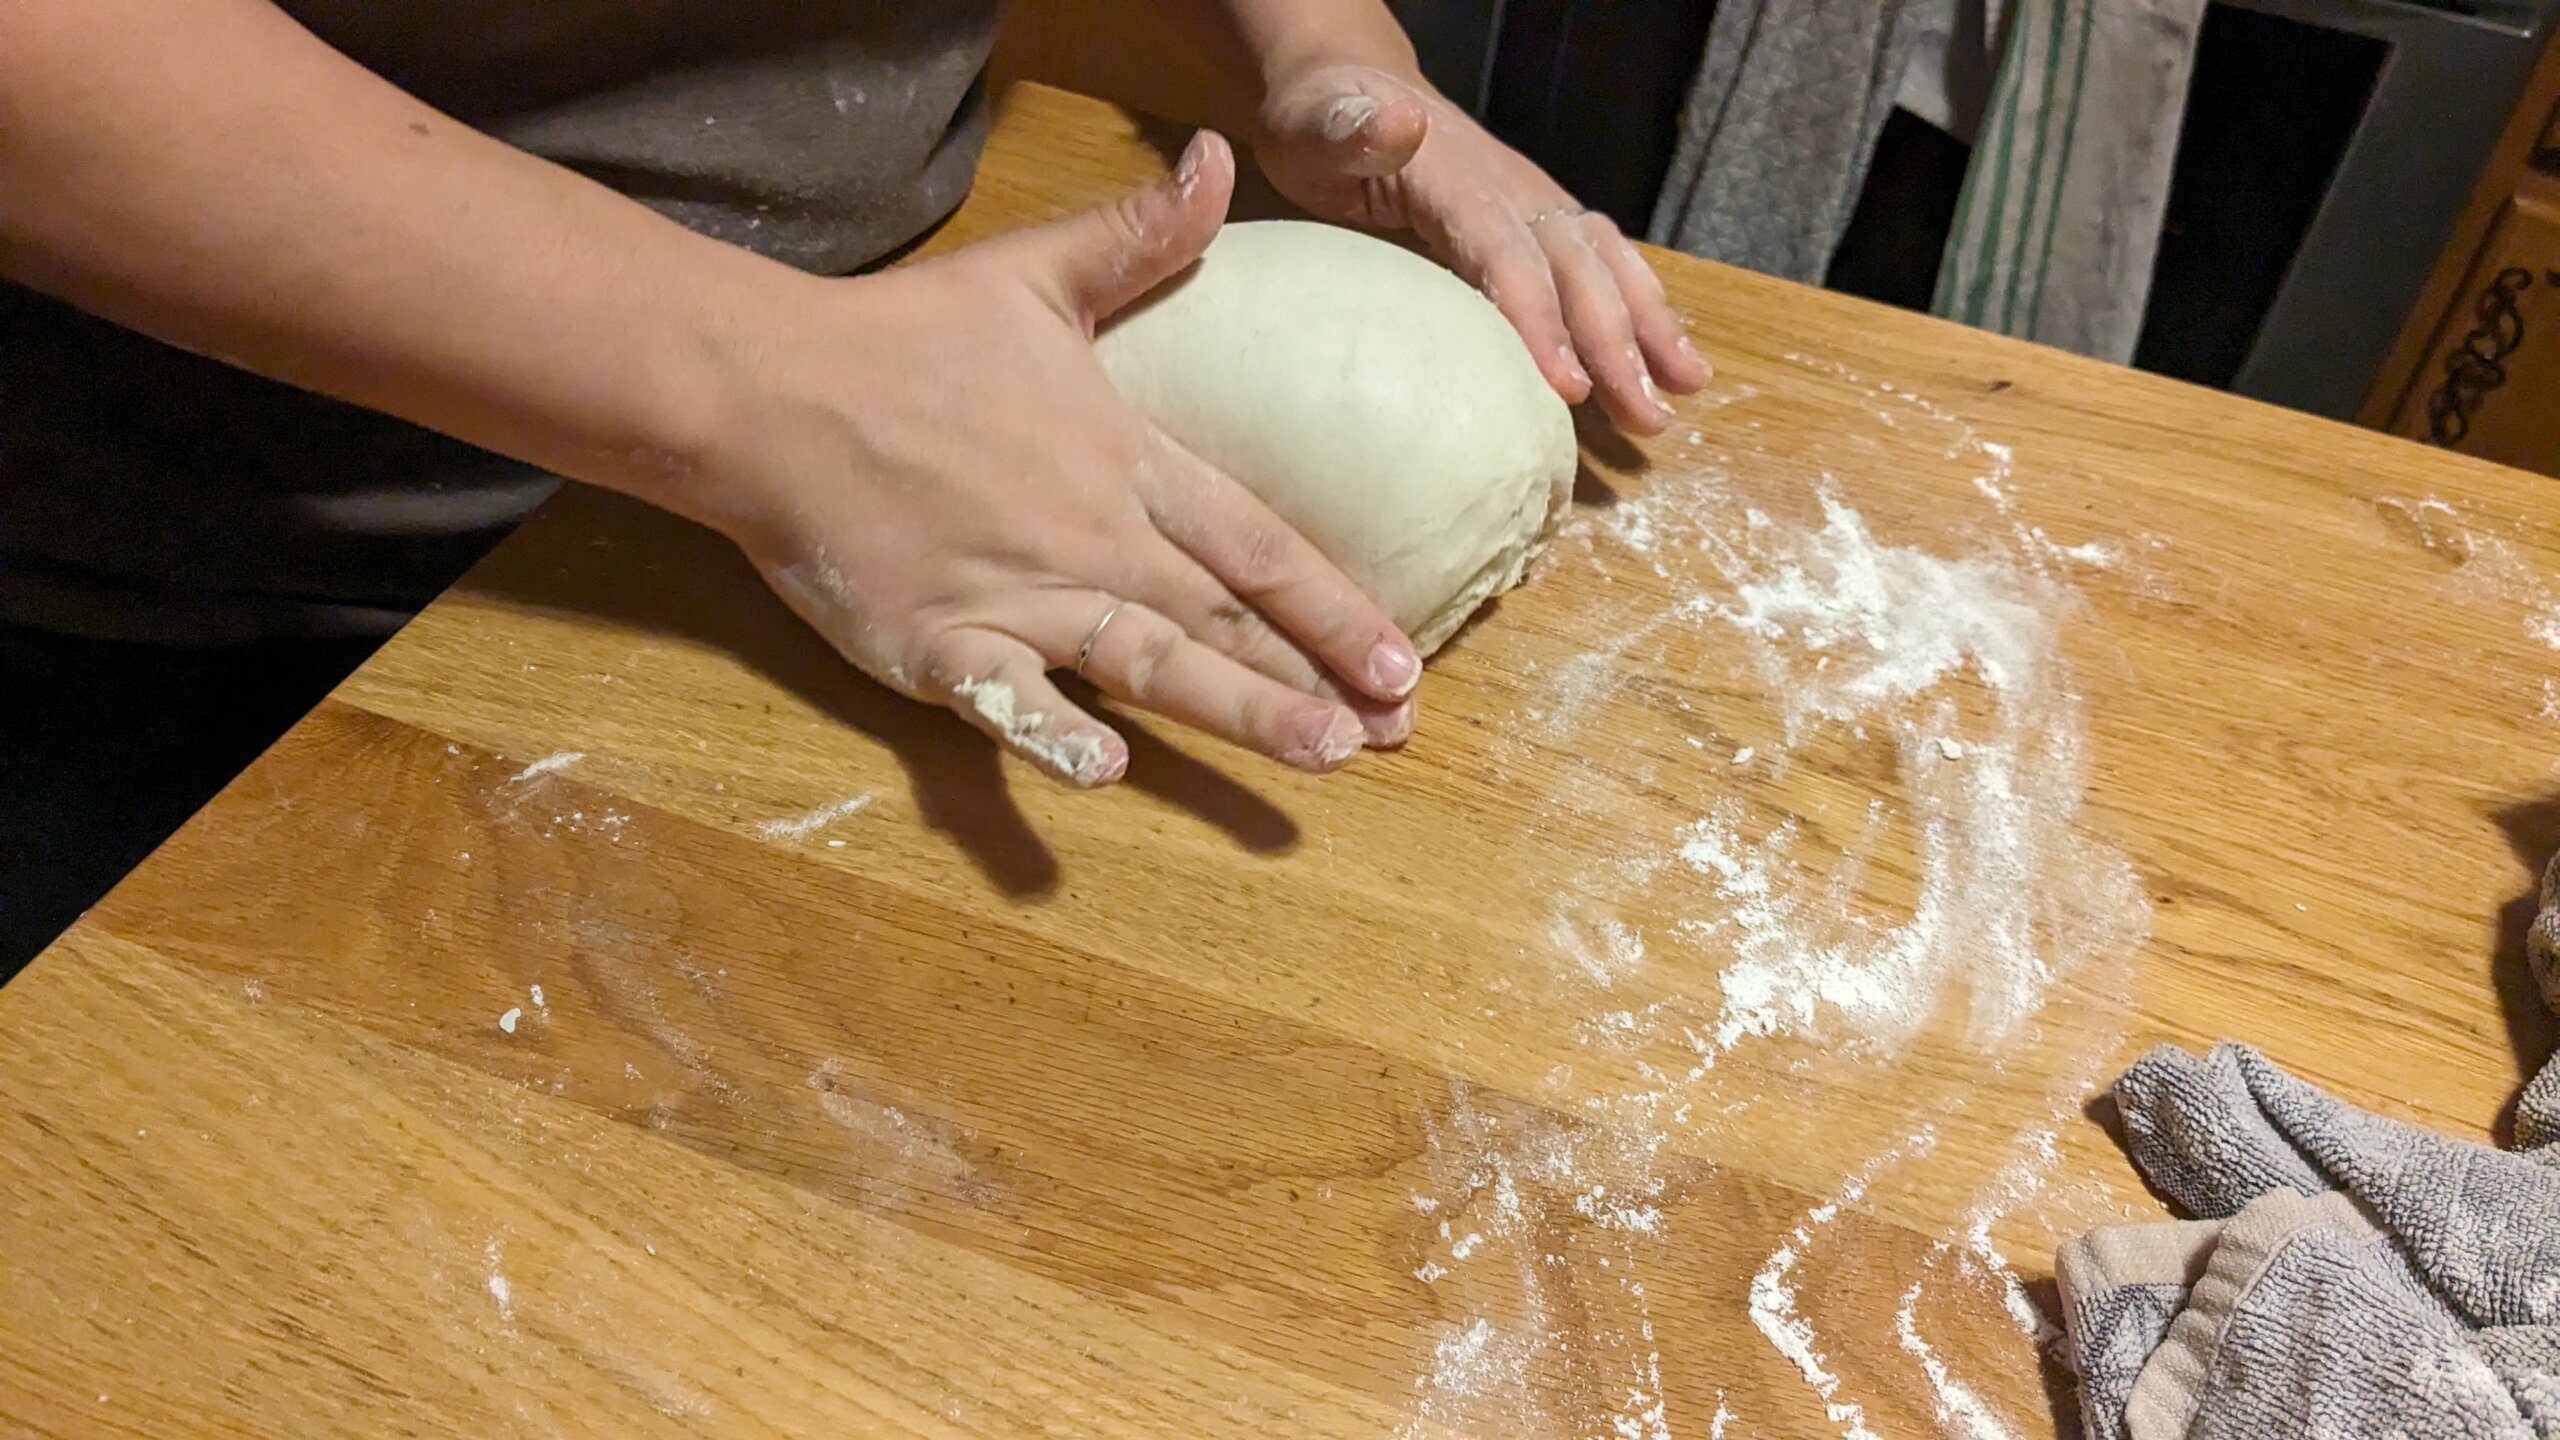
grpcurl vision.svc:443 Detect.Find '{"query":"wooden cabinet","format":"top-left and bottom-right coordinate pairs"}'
top-left (2377, 197), bottom-right (2560, 475)
top-left (2365, 32), bottom-right (2560, 478)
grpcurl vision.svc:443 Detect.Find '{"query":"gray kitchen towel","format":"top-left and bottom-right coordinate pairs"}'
top-left (1930, 0), bottom-right (2206, 362)
top-left (1646, 0), bottom-right (1946, 284)
top-left (2054, 1216), bottom-right (2218, 1433)
top-left (2053, 846), bottom-right (2560, 1439)
top-left (2065, 1188), bottom-right (2548, 1439)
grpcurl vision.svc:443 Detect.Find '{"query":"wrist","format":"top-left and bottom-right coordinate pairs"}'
top-left (572, 247), bottom-right (832, 538)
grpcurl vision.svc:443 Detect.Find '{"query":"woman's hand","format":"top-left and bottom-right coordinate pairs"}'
top-left (1251, 62), bottom-right (1711, 435)
top-left (682, 132), bottom-right (1420, 788)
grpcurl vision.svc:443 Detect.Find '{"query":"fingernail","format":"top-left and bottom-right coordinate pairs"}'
top-left (1090, 743), bottom-right (1129, 787)
top-left (1364, 700), bottom-right (1417, 748)
top-left (1676, 334), bottom-right (1702, 364)
top-left (1291, 707), bottom-right (1367, 771)
top-left (1556, 344), bottom-right (1591, 392)
top-left (1174, 131), bottom-right (1205, 188)
top-left (1641, 370), bottom-right (1667, 415)
top-left (1368, 640), bottom-right (1421, 698)
top-left (1323, 95), bottom-right (1380, 143)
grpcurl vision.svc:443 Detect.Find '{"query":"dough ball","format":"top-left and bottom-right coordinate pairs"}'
top-left (1096, 220), bottom-right (1577, 656)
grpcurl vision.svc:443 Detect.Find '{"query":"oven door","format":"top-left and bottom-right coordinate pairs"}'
top-left (2168, 0), bottom-right (2553, 419)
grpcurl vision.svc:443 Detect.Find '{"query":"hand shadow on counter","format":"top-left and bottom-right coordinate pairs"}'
top-left (2490, 795), bottom-right (2560, 1148)
top-left (455, 486), bottom-right (1297, 899)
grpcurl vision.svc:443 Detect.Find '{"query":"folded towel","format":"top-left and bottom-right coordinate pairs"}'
top-left (2057, 856), bottom-right (2560, 1437)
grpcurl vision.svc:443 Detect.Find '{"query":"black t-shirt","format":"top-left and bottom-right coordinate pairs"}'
top-left (0, 1), bottom-right (1001, 642)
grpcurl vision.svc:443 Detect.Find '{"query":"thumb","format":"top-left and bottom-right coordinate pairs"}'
top-left (1018, 128), bottom-right (1235, 330)
top-left (1261, 64), bottom-right (1430, 180)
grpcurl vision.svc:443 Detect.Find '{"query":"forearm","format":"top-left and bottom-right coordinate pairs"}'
top-left (0, 0), bottom-right (805, 515)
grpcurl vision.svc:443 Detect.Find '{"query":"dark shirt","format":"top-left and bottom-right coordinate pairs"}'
top-left (0, 1), bottom-right (1001, 641)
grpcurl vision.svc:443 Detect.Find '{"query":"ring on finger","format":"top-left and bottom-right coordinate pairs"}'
top-left (1075, 602), bottom-right (1124, 679)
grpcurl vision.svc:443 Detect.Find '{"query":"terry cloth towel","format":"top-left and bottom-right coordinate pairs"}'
top-left (2055, 850), bottom-right (2560, 1438)
top-left (1930, 0), bottom-right (2206, 363)
top-left (1645, 0), bottom-right (1947, 284)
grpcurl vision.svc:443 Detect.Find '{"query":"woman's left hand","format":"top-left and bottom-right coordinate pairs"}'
top-left (1252, 61), bottom-right (1711, 435)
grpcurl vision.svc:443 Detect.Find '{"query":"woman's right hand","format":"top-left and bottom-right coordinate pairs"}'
top-left (670, 131), bottom-right (1422, 788)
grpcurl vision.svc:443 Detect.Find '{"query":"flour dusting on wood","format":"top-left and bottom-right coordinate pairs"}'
top-left (484, 1237), bottom-right (515, 1323)
top-left (1403, 363), bottom-right (2150, 1437)
top-left (506, 750), bottom-right (586, 785)
top-left (756, 794), bottom-right (875, 840)
top-left (2380, 494), bottom-right (2560, 650)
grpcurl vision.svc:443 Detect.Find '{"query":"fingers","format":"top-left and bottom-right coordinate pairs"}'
top-left (1261, 64), bottom-right (1430, 180)
top-left (1473, 233), bottom-right (1592, 402)
top-left (902, 568), bottom-right (1408, 785)
top-left (1121, 535), bottom-right (1416, 747)
top-left (916, 629), bottom-right (1132, 789)
top-left (1136, 435), bottom-right (1422, 704)
top-left (1593, 226), bottom-right (1711, 394)
top-left (1539, 213), bottom-right (1670, 434)
top-left (1435, 203), bottom-right (1707, 426)
top-left (1049, 598), bottom-right (1370, 773)
top-left (1007, 129), bottom-right (1237, 330)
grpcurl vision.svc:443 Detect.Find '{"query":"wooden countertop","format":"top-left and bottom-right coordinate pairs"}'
top-left (7, 83), bottom-right (2558, 1439)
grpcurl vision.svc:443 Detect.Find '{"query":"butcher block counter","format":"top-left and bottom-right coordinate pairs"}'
top-left (6, 84), bottom-right (2559, 1439)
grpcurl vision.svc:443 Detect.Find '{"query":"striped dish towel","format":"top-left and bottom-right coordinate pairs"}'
top-left (1932, 0), bottom-right (2206, 363)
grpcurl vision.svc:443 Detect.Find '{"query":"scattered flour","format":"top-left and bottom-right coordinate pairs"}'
top-left (1746, 1132), bottom-right (1937, 1440)
top-left (1408, 1316), bottom-right (1549, 1435)
top-left (2380, 495), bottom-right (2560, 650)
top-left (1962, 1123), bottom-right (2071, 1346)
top-left (498, 1007), bottom-right (522, 1035)
top-left (1677, 493), bottom-right (2148, 1052)
top-left (1540, 650), bottom-right (1624, 734)
top-left (507, 751), bottom-right (585, 785)
top-left (756, 794), bottom-right (875, 840)
top-left (1896, 1281), bottom-right (2019, 1440)
top-left (805, 1063), bottom-right (983, 1208)
top-left (484, 1238), bottom-right (515, 1322)
top-left (1548, 909), bottom-right (1649, 989)
top-left (1400, 1082), bottom-right (1671, 1440)
top-left (1713, 492), bottom-right (2052, 735)
top-left (1405, 359), bottom-right (2151, 1438)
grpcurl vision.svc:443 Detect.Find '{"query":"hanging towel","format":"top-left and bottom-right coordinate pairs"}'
top-left (2054, 849), bottom-right (2560, 1437)
top-left (1898, 0), bottom-right (2006, 144)
top-left (1931, 0), bottom-right (2206, 362)
top-left (1645, 0), bottom-right (1947, 284)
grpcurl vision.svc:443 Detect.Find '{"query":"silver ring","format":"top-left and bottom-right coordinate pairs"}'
top-left (1074, 602), bottom-right (1123, 678)
top-left (1525, 204), bottom-right (1589, 228)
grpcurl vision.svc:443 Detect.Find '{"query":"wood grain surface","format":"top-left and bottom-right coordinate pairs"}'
top-left (7, 84), bottom-right (2560, 1439)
